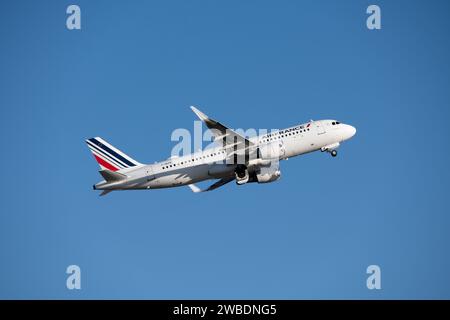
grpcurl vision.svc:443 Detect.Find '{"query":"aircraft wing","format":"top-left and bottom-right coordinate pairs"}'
top-left (190, 106), bottom-right (254, 151)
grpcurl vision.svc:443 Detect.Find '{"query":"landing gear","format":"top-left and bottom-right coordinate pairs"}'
top-left (321, 145), bottom-right (338, 157)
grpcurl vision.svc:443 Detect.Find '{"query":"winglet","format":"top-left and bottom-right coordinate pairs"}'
top-left (190, 106), bottom-right (209, 122)
top-left (188, 184), bottom-right (202, 193)
top-left (187, 177), bottom-right (235, 193)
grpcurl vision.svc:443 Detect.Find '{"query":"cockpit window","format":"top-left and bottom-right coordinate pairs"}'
top-left (336, 121), bottom-right (340, 124)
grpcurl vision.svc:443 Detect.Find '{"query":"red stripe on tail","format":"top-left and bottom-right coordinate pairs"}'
top-left (93, 154), bottom-right (119, 172)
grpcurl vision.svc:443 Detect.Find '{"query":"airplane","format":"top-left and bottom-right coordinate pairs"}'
top-left (86, 107), bottom-right (356, 195)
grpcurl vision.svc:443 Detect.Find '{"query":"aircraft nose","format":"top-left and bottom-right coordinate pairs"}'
top-left (343, 124), bottom-right (356, 140)
top-left (349, 125), bottom-right (356, 138)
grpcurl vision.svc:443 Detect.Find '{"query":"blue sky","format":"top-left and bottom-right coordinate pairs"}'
top-left (1, 0), bottom-right (449, 299)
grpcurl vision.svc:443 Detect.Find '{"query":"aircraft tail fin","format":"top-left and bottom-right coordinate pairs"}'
top-left (85, 137), bottom-right (143, 172)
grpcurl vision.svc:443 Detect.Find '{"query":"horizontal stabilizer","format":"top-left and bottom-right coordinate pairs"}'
top-left (100, 190), bottom-right (113, 196)
top-left (99, 169), bottom-right (127, 182)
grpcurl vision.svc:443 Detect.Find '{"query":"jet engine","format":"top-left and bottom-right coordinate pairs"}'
top-left (235, 164), bottom-right (249, 185)
top-left (235, 164), bottom-right (281, 185)
top-left (254, 168), bottom-right (281, 183)
top-left (234, 142), bottom-right (283, 185)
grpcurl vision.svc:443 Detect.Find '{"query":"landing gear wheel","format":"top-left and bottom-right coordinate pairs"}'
top-left (331, 150), bottom-right (337, 157)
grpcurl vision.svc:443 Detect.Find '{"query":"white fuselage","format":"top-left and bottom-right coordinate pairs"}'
top-left (94, 119), bottom-right (356, 191)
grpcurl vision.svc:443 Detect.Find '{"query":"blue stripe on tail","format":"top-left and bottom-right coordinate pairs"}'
top-left (88, 138), bottom-right (137, 167)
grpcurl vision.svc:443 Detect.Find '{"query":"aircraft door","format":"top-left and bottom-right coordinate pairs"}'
top-left (316, 121), bottom-right (326, 135)
top-left (278, 140), bottom-right (285, 158)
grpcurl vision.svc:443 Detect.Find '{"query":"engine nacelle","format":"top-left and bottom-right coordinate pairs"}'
top-left (247, 158), bottom-right (272, 169)
top-left (235, 165), bottom-right (249, 185)
top-left (234, 159), bottom-right (281, 185)
top-left (255, 169), bottom-right (281, 183)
